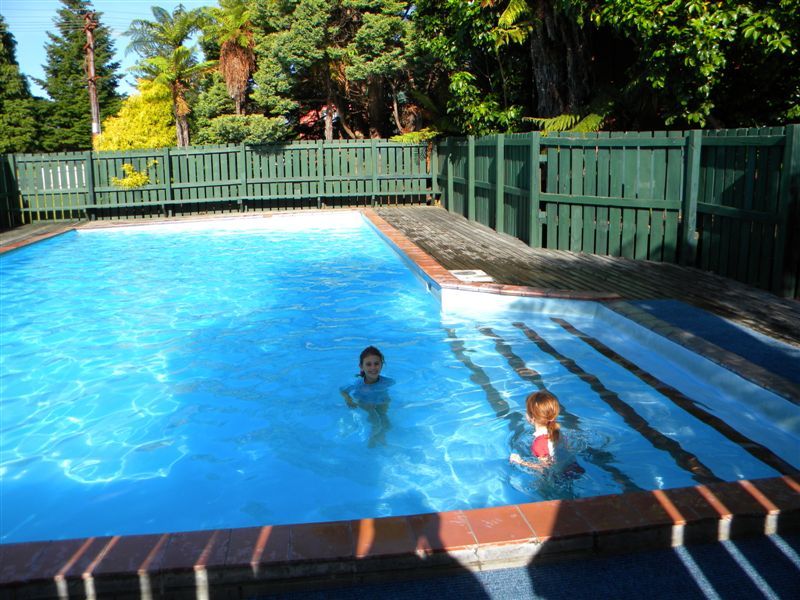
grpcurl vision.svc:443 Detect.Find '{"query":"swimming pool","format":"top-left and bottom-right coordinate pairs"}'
top-left (1, 211), bottom-right (798, 545)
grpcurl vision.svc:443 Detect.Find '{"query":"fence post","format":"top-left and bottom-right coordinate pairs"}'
top-left (370, 138), bottom-right (378, 206)
top-left (9, 154), bottom-right (24, 226)
top-left (681, 130), bottom-right (702, 266)
top-left (317, 140), bottom-right (324, 209)
top-left (429, 141), bottom-right (438, 203)
top-left (495, 134), bottom-right (505, 233)
top-left (445, 139), bottom-right (454, 212)
top-left (775, 123), bottom-right (800, 297)
top-left (162, 147), bottom-right (173, 217)
top-left (528, 132), bottom-right (542, 247)
top-left (83, 150), bottom-right (95, 220)
top-left (238, 143), bottom-right (248, 211)
top-left (467, 135), bottom-right (476, 220)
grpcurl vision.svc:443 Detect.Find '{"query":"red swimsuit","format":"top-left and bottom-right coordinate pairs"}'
top-left (532, 434), bottom-right (552, 458)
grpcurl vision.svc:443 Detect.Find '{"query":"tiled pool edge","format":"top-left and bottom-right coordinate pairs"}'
top-left (361, 209), bottom-right (622, 302)
top-left (1, 477), bottom-right (798, 597)
top-left (2, 209), bottom-right (798, 598)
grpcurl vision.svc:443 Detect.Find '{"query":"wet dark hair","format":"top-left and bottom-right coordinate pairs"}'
top-left (358, 346), bottom-right (384, 378)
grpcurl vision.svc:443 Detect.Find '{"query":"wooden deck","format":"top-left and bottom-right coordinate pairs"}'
top-left (2, 208), bottom-right (799, 347)
top-left (374, 206), bottom-right (800, 348)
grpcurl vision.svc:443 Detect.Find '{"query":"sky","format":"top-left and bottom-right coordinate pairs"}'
top-left (1, 0), bottom-right (210, 98)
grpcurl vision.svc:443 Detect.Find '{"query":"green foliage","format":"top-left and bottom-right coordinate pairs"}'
top-left (193, 114), bottom-right (292, 145)
top-left (413, 0), bottom-right (529, 136)
top-left (111, 161), bottom-right (158, 188)
top-left (526, 112), bottom-right (606, 134)
top-left (577, 0), bottom-right (800, 126)
top-left (525, 94), bottom-right (612, 133)
top-left (448, 71), bottom-right (523, 135)
top-left (491, 0), bottom-right (532, 49)
top-left (390, 128), bottom-right (440, 143)
top-left (93, 79), bottom-right (175, 151)
top-left (0, 16), bottom-right (41, 153)
top-left (252, 0), bottom-right (418, 138)
top-left (38, 0), bottom-right (122, 151)
top-left (126, 4), bottom-right (213, 146)
top-left (202, 0), bottom-right (257, 114)
top-left (192, 72), bottom-right (237, 133)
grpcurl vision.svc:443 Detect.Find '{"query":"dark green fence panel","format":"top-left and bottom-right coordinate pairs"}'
top-left (694, 126), bottom-right (794, 294)
top-left (12, 152), bottom-right (92, 220)
top-left (92, 149), bottom-right (171, 218)
top-left (441, 138), bottom-right (469, 217)
top-left (5, 139), bottom-right (433, 222)
top-left (502, 135), bottom-right (534, 241)
top-left (435, 125), bottom-right (799, 298)
top-left (472, 136), bottom-right (496, 229)
top-left (538, 131), bottom-right (684, 261)
top-left (0, 155), bottom-right (21, 230)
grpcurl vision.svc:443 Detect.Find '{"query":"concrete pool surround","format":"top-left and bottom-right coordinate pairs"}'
top-left (1, 208), bottom-right (798, 597)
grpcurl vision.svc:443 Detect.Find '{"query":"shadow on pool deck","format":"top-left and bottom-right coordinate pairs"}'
top-left (272, 532), bottom-right (800, 599)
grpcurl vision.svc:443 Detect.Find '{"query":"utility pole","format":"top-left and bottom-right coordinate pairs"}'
top-left (84, 11), bottom-right (102, 139)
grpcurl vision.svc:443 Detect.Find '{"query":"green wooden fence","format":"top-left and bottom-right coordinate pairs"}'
top-left (437, 126), bottom-right (800, 299)
top-left (0, 139), bottom-right (432, 224)
top-left (3, 128), bottom-right (798, 298)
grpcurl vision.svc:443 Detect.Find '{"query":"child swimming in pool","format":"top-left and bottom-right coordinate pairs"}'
top-left (340, 346), bottom-right (395, 447)
top-left (509, 390), bottom-right (584, 476)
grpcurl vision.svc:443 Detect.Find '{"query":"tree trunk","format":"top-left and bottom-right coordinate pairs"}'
top-left (367, 77), bottom-right (385, 139)
top-left (172, 86), bottom-right (191, 147)
top-left (529, 1), bottom-right (592, 117)
top-left (176, 115), bottom-right (190, 147)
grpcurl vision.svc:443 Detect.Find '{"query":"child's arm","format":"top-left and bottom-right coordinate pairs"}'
top-left (509, 453), bottom-right (546, 471)
top-left (340, 389), bottom-right (358, 409)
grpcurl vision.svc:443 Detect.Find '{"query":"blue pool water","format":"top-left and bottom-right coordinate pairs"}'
top-left (1, 212), bottom-right (798, 544)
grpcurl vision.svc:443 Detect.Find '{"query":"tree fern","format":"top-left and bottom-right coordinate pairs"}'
top-left (525, 94), bottom-right (613, 133)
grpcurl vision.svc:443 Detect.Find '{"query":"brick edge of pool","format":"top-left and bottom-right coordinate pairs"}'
top-left (2, 209), bottom-right (798, 598)
top-left (2, 477), bottom-right (798, 597)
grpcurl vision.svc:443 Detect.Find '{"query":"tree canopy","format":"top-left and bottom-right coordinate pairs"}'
top-left (1, 0), bottom-right (798, 154)
top-left (38, 0), bottom-right (122, 151)
top-left (0, 15), bottom-right (41, 153)
top-left (126, 4), bottom-right (215, 146)
top-left (93, 79), bottom-right (175, 151)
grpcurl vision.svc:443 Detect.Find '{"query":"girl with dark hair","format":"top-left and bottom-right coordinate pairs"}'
top-left (340, 346), bottom-right (395, 447)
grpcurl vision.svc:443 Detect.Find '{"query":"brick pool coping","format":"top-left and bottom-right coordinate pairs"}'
top-left (2, 209), bottom-right (799, 597)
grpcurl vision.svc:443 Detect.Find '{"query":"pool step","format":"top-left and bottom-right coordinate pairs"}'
top-left (607, 301), bottom-right (800, 403)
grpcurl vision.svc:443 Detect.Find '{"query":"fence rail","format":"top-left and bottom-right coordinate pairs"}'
top-left (437, 126), bottom-right (800, 299)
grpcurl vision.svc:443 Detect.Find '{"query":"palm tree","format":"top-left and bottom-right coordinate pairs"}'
top-left (125, 5), bottom-right (215, 146)
top-left (203, 0), bottom-right (257, 115)
top-left (134, 48), bottom-right (214, 146)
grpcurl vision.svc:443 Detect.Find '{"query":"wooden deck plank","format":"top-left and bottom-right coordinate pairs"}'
top-left (375, 206), bottom-right (800, 348)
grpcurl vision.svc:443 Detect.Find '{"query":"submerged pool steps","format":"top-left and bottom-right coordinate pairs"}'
top-left (552, 317), bottom-right (799, 477)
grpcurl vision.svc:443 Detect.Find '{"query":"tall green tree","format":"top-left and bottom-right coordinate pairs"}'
top-left (38, 0), bottom-right (122, 151)
top-left (252, 0), bottom-right (417, 139)
top-left (412, 0), bottom-right (529, 136)
top-left (203, 0), bottom-right (257, 115)
top-left (126, 5), bottom-right (216, 146)
top-left (0, 16), bottom-right (41, 153)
